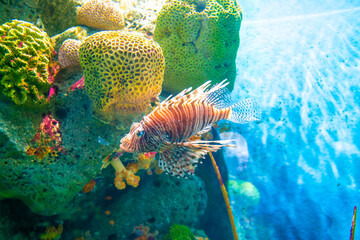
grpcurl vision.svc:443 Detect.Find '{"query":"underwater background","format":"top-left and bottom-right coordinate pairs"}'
top-left (227, 0), bottom-right (360, 239)
top-left (0, 0), bottom-right (359, 239)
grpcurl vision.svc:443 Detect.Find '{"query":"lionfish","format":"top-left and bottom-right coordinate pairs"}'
top-left (120, 80), bottom-right (260, 177)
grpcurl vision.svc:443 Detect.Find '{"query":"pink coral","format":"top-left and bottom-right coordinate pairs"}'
top-left (68, 75), bottom-right (85, 92)
top-left (77, 0), bottom-right (125, 30)
top-left (26, 114), bottom-right (64, 160)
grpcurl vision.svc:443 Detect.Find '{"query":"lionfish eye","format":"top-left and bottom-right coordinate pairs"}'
top-left (165, 131), bottom-right (170, 140)
top-left (136, 130), bottom-right (145, 138)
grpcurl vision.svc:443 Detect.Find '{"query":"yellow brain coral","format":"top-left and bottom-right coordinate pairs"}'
top-left (79, 31), bottom-right (165, 128)
top-left (77, 0), bottom-right (125, 30)
top-left (58, 39), bottom-right (81, 69)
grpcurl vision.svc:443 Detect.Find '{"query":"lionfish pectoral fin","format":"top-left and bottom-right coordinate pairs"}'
top-left (197, 125), bottom-right (212, 135)
top-left (158, 140), bottom-right (235, 177)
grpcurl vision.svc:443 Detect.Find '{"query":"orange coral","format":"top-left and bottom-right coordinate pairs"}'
top-left (77, 0), bottom-right (125, 30)
top-left (106, 151), bottom-right (162, 190)
top-left (112, 158), bottom-right (140, 190)
top-left (114, 169), bottom-right (140, 189)
top-left (58, 39), bottom-right (81, 69)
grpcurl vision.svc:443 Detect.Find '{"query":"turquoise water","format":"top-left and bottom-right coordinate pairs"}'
top-left (225, 0), bottom-right (360, 239)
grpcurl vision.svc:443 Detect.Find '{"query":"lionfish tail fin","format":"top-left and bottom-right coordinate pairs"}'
top-left (158, 140), bottom-right (235, 177)
top-left (228, 98), bottom-right (261, 124)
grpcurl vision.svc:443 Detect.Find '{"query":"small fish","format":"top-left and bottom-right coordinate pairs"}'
top-left (98, 136), bottom-right (109, 146)
top-left (120, 80), bottom-right (260, 177)
top-left (81, 177), bottom-right (103, 194)
top-left (82, 179), bottom-right (96, 193)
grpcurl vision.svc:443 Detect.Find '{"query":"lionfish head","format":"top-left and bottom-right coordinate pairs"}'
top-left (120, 122), bottom-right (147, 153)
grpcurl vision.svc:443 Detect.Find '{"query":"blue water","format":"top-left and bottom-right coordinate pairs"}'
top-left (224, 0), bottom-right (360, 239)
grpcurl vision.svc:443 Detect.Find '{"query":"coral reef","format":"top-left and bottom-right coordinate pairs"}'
top-left (79, 30), bottom-right (164, 128)
top-left (154, 0), bottom-right (242, 93)
top-left (0, 20), bottom-right (57, 105)
top-left (51, 26), bottom-right (88, 52)
top-left (0, 77), bottom-right (125, 215)
top-left (37, 0), bottom-right (84, 36)
top-left (58, 39), bottom-right (81, 69)
top-left (77, 0), bottom-right (126, 30)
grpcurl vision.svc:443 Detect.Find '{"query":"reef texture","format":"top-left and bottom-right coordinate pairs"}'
top-left (0, 20), bottom-right (56, 105)
top-left (0, 0), bottom-right (40, 26)
top-left (58, 39), bottom-right (81, 69)
top-left (37, 0), bottom-right (85, 36)
top-left (154, 0), bottom-right (242, 93)
top-left (77, 0), bottom-right (126, 30)
top-left (88, 173), bottom-right (207, 239)
top-left (79, 30), bottom-right (164, 128)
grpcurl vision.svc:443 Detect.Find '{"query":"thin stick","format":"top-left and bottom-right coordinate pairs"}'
top-left (350, 206), bottom-right (357, 240)
top-left (208, 152), bottom-right (238, 240)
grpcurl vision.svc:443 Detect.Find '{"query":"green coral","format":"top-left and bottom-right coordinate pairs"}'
top-left (163, 224), bottom-right (196, 240)
top-left (154, 0), bottom-right (242, 93)
top-left (228, 180), bottom-right (260, 207)
top-left (0, 20), bottom-right (55, 105)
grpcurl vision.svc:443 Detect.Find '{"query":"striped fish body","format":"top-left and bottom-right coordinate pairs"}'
top-left (143, 99), bottom-right (230, 144)
top-left (120, 80), bottom-right (260, 176)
